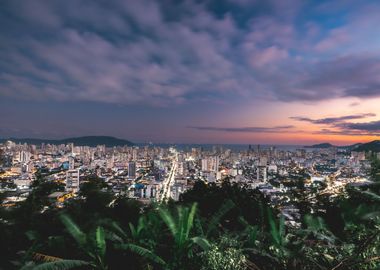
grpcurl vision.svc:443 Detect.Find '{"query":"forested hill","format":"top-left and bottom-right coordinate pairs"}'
top-left (0, 136), bottom-right (133, 147)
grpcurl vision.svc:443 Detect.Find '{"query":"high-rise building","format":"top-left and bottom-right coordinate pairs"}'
top-left (201, 158), bottom-right (208, 171)
top-left (19, 151), bottom-right (31, 163)
top-left (128, 162), bottom-right (136, 179)
top-left (69, 156), bottom-right (75, 170)
top-left (257, 166), bottom-right (267, 182)
top-left (132, 148), bottom-right (138, 161)
top-left (66, 169), bottom-right (80, 193)
top-left (259, 157), bottom-right (268, 166)
top-left (210, 156), bottom-right (219, 172)
top-left (201, 156), bottom-right (219, 172)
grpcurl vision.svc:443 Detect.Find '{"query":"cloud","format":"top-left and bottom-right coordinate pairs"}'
top-left (315, 28), bottom-right (349, 52)
top-left (337, 120), bottom-right (380, 132)
top-left (350, 102), bottom-right (360, 107)
top-left (249, 46), bottom-right (289, 67)
top-left (291, 113), bottom-right (380, 137)
top-left (313, 128), bottom-right (380, 137)
top-left (290, 113), bottom-right (376, 125)
top-left (188, 125), bottom-right (295, 133)
top-left (1, 0), bottom-right (380, 106)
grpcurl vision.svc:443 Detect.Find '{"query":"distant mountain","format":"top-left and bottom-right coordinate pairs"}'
top-left (340, 143), bottom-right (363, 150)
top-left (352, 140), bottom-right (380, 152)
top-left (305, 142), bottom-right (365, 150)
top-left (0, 136), bottom-right (133, 147)
top-left (305, 141), bottom-right (380, 152)
top-left (305, 143), bottom-right (335, 148)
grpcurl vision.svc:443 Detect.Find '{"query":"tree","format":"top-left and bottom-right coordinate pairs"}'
top-left (158, 203), bottom-right (210, 269)
top-left (25, 214), bottom-right (108, 269)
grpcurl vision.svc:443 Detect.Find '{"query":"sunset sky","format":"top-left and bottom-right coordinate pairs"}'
top-left (1, 0), bottom-right (380, 145)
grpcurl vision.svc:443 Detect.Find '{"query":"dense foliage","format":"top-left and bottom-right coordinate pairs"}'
top-left (0, 172), bottom-right (379, 270)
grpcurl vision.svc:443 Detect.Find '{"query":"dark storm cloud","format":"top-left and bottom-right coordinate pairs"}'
top-left (188, 125), bottom-right (295, 133)
top-left (1, 0), bottom-right (380, 106)
top-left (290, 113), bottom-right (376, 125)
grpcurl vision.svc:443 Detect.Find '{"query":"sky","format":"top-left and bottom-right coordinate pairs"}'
top-left (1, 0), bottom-right (380, 145)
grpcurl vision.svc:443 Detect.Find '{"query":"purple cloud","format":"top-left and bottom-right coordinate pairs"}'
top-left (290, 113), bottom-right (376, 125)
top-left (1, 0), bottom-right (380, 107)
top-left (337, 120), bottom-right (380, 132)
top-left (188, 125), bottom-right (295, 133)
top-left (292, 113), bottom-right (380, 137)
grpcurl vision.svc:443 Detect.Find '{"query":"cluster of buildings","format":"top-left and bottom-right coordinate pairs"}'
top-left (0, 140), bottom-right (376, 225)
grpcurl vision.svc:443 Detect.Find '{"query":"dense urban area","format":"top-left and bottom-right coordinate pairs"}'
top-left (1, 139), bottom-right (380, 269)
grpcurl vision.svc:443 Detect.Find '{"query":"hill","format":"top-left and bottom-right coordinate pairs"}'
top-left (0, 136), bottom-right (133, 147)
top-left (352, 140), bottom-right (380, 152)
top-left (305, 143), bottom-right (335, 148)
top-left (306, 142), bottom-right (364, 150)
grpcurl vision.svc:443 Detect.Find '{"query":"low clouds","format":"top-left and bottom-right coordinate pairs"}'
top-left (1, 0), bottom-right (380, 106)
top-left (290, 113), bottom-right (376, 125)
top-left (291, 113), bottom-right (380, 136)
top-left (188, 125), bottom-right (295, 133)
top-left (338, 120), bottom-right (380, 132)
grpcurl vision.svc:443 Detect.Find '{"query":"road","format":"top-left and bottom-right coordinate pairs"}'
top-left (158, 152), bottom-right (178, 202)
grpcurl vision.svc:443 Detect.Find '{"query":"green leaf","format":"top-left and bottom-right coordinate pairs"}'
top-left (59, 214), bottom-right (86, 248)
top-left (159, 208), bottom-right (178, 238)
top-left (137, 216), bottom-right (146, 235)
top-left (185, 203), bottom-right (197, 240)
top-left (31, 259), bottom-right (90, 270)
top-left (279, 215), bottom-right (285, 239)
top-left (362, 211), bottom-right (380, 220)
top-left (26, 230), bottom-right (39, 241)
top-left (118, 243), bottom-right (166, 265)
top-left (267, 209), bottom-right (281, 246)
top-left (109, 221), bottom-right (128, 239)
top-left (191, 236), bottom-right (211, 251)
top-left (206, 200), bottom-right (234, 236)
top-left (96, 227), bottom-right (106, 258)
top-left (129, 223), bottom-right (137, 239)
top-left (361, 191), bottom-right (380, 201)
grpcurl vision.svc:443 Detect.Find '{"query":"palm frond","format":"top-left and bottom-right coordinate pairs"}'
top-left (32, 259), bottom-right (90, 270)
top-left (239, 217), bottom-right (258, 245)
top-left (304, 215), bottom-right (327, 231)
top-left (137, 216), bottom-right (146, 235)
top-left (279, 215), bottom-right (285, 239)
top-left (104, 229), bottom-right (123, 243)
top-left (109, 221), bottom-right (128, 239)
top-left (185, 203), bottom-right (197, 242)
top-left (362, 211), bottom-right (380, 221)
top-left (206, 199), bottom-right (234, 236)
top-left (59, 214), bottom-right (86, 247)
top-left (96, 227), bottom-right (106, 258)
top-left (178, 206), bottom-right (185, 246)
top-left (361, 191), bottom-right (380, 201)
top-left (159, 208), bottom-right (177, 238)
top-left (118, 243), bottom-right (166, 265)
top-left (129, 223), bottom-right (137, 239)
top-left (267, 209), bottom-right (281, 246)
top-left (191, 236), bottom-right (210, 251)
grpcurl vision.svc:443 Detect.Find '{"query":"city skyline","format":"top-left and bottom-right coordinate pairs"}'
top-left (1, 0), bottom-right (380, 145)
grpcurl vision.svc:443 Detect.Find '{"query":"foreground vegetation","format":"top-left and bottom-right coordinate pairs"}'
top-left (0, 170), bottom-right (379, 270)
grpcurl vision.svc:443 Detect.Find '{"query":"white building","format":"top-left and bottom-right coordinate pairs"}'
top-left (257, 166), bottom-right (267, 182)
top-left (66, 169), bottom-right (80, 193)
top-left (19, 151), bottom-right (31, 163)
top-left (201, 158), bottom-right (208, 171)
